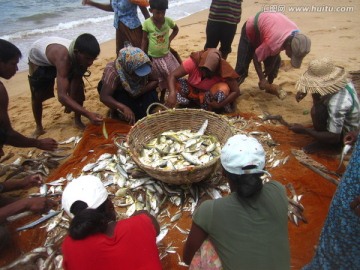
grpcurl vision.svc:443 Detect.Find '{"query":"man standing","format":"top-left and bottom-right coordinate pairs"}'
top-left (28, 33), bottom-right (103, 137)
top-left (204, 0), bottom-right (243, 60)
top-left (235, 12), bottom-right (311, 94)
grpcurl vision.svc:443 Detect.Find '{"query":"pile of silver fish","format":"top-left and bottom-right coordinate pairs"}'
top-left (0, 136), bottom-right (81, 182)
top-left (2, 116), bottom-right (310, 269)
top-left (138, 120), bottom-right (221, 170)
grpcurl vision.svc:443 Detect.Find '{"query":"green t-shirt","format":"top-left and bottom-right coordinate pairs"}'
top-left (142, 17), bottom-right (176, 58)
top-left (193, 181), bottom-right (290, 270)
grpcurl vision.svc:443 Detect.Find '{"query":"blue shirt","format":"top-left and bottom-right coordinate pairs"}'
top-left (112, 0), bottom-right (141, 29)
top-left (303, 135), bottom-right (360, 270)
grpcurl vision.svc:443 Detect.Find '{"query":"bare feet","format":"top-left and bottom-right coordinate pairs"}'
top-left (264, 84), bottom-right (280, 97)
top-left (31, 127), bottom-right (46, 139)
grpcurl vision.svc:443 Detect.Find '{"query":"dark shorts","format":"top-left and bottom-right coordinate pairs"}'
top-left (28, 65), bottom-right (57, 102)
top-left (235, 23), bottom-right (255, 84)
top-left (116, 22), bottom-right (143, 55)
top-left (311, 102), bottom-right (329, 132)
top-left (97, 81), bottom-right (159, 121)
top-left (235, 23), bottom-right (281, 84)
top-left (0, 128), bottom-right (7, 146)
top-left (205, 20), bottom-right (238, 56)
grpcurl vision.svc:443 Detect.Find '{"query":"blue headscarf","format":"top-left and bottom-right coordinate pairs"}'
top-left (115, 44), bottom-right (151, 97)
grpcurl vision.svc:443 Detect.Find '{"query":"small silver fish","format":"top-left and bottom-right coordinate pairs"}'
top-left (16, 210), bottom-right (62, 231)
top-left (39, 184), bottom-right (48, 197)
top-left (58, 136), bottom-right (76, 145)
top-left (337, 144), bottom-right (352, 170)
top-left (156, 228), bottom-right (169, 244)
top-left (170, 212), bottom-right (182, 223)
top-left (195, 120), bottom-right (208, 136)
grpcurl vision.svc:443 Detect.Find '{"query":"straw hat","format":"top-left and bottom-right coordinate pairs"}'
top-left (296, 58), bottom-right (349, 96)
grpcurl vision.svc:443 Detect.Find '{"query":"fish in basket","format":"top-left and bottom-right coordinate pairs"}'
top-left (127, 108), bottom-right (234, 185)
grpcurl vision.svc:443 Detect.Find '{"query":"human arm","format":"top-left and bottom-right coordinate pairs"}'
top-left (252, 53), bottom-right (268, 90)
top-left (169, 24), bottom-right (179, 45)
top-left (0, 84), bottom-right (58, 151)
top-left (343, 130), bottom-right (359, 145)
top-left (166, 65), bottom-right (188, 108)
top-left (141, 30), bottom-right (149, 54)
top-left (0, 197), bottom-right (57, 223)
top-left (142, 72), bottom-right (159, 93)
top-left (207, 78), bottom-right (240, 110)
top-left (47, 45), bottom-right (103, 126)
top-left (81, 0), bottom-right (113, 12)
top-left (99, 78), bottom-right (136, 125)
top-left (0, 174), bottom-right (43, 193)
top-left (183, 221), bottom-right (208, 265)
top-left (139, 5), bottom-right (150, 19)
top-left (289, 124), bottom-right (341, 144)
top-left (132, 210), bottom-right (160, 235)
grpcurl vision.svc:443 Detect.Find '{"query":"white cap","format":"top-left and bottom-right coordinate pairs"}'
top-left (61, 175), bottom-right (108, 218)
top-left (221, 134), bottom-right (267, 175)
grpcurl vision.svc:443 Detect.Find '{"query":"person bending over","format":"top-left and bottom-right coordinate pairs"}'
top-left (290, 58), bottom-right (360, 153)
top-left (235, 11), bottom-right (311, 96)
top-left (167, 48), bottom-right (240, 113)
top-left (98, 44), bottom-right (159, 124)
top-left (28, 33), bottom-right (103, 137)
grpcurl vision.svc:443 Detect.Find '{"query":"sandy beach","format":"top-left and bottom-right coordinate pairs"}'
top-left (1, 0), bottom-right (359, 268)
top-left (3, 0), bottom-right (360, 158)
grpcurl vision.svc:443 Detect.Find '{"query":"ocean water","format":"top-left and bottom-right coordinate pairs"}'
top-left (0, 0), bottom-right (211, 71)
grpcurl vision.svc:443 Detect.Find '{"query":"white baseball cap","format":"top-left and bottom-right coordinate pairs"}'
top-left (62, 175), bottom-right (108, 218)
top-left (221, 134), bottom-right (268, 175)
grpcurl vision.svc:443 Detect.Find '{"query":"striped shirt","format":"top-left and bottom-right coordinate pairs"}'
top-left (102, 62), bottom-right (120, 89)
top-left (326, 82), bottom-right (360, 134)
top-left (208, 0), bottom-right (243, 25)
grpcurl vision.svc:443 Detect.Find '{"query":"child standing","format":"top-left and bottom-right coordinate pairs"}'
top-left (141, 0), bottom-right (180, 102)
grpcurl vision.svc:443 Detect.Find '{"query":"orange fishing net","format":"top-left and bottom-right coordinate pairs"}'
top-left (0, 117), bottom-right (340, 269)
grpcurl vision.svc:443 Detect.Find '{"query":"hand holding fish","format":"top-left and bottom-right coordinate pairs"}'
top-left (258, 78), bottom-right (269, 90)
top-left (165, 91), bottom-right (177, 108)
top-left (21, 174), bottom-right (43, 189)
top-left (36, 138), bottom-right (58, 151)
top-left (88, 112), bottom-right (103, 126)
top-left (0, 174), bottom-right (43, 192)
top-left (25, 197), bottom-right (57, 213)
top-left (120, 106), bottom-right (135, 125)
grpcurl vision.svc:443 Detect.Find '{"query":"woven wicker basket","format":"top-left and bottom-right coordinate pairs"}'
top-left (127, 107), bottom-right (234, 185)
